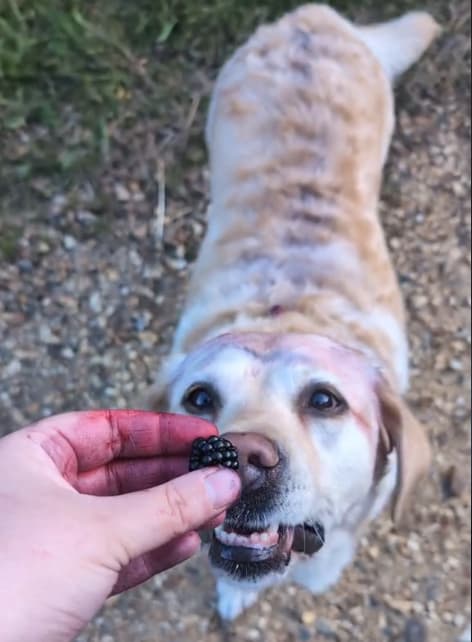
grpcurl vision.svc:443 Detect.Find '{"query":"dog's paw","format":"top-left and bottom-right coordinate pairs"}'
top-left (216, 578), bottom-right (260, 621)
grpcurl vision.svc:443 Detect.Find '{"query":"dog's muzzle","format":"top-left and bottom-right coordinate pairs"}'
top-left (209, 522), bottom-right (325, 579)
top-left (206, 431), bottom-right (325, 579)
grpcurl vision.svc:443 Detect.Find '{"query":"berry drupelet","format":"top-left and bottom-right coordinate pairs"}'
top-left (189, 436), bottom-right (239, 472)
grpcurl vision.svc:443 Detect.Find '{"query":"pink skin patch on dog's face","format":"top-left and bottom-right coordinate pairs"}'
top-left (275, 335), bottom-right (379, 445)
top-left (173, 331), bottom-right (379, 449)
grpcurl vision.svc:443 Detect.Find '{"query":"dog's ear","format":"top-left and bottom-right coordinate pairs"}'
top-left (135, 379), bottom-right (169, 412)
top-left (141, 352), bottom-right (186, 412)
top-left (145, 382), bottom-right (169, 412)
top-left (376, 374), bottom-right (431, 523)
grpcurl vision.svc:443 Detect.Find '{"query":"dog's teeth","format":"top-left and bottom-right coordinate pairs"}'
top-left (215, 525), bottom-right (280, 549)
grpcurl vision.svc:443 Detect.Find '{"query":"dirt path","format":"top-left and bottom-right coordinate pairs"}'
top-left (1, 2), bottom-right (470, 641)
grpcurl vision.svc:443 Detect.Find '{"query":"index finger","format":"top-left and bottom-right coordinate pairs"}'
top-left (28, 410), bottom-right (217, 474)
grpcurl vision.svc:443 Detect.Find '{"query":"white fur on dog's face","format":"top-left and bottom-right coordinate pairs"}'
top-left (161, 332), bottom-right (392, 582)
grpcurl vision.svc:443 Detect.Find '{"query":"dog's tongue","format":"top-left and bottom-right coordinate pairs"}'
top-left (292, 524), bottom-right (325, 554)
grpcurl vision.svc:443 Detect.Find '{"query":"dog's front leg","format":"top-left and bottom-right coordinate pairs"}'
top-left (216, 577), bottom-right (262, 621)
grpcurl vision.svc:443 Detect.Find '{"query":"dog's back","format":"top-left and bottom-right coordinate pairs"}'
top-left (171, 4), bottom-right (440, 392)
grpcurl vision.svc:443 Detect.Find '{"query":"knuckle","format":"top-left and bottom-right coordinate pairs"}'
top-left (105, 463), bottom-right (123, 495)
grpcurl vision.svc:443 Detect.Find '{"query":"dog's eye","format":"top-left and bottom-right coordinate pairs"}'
top-left (182, 384), bottom-right (218, 414)
top-left (308, 387), bottom-right (345, 414)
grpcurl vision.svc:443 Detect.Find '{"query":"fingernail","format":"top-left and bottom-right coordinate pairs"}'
top-left (204, 469), bottom-right (241, 509)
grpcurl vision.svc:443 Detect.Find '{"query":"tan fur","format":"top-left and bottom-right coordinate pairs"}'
top-left (377, 375), bottom-right (432, 521)
top-left (177, 5), bottom-right (405, 388)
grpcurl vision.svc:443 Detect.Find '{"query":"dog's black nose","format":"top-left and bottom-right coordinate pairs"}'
top-left (221, 432), bottom-right (280, 491)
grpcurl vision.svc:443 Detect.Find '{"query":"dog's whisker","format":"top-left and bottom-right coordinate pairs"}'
top-left (313, 523), bottom-right (325, 545)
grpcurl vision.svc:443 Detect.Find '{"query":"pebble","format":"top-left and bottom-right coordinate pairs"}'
top-left (50, 193), bottom-right (67, 215)
top-left (89, 292), bottom-right (103, 313)
top-left (114, 183), bottom-right (131, 201)
top-left (17, 258), bottom-right (33, 273)
top-left (449, 358), bottom-right (464, 371)
top-left (38, 324), bottom-right (60, 345)
top-left (301, 611), bottom-right (316, 626)
top-left (63, 234), bottom-right (77, 250)
top-left (316, 619), bottom-right (336, 637)
top-left (77, 209), bottom-right (97, 224)
top-left (60, 346), bottom-right (75, 359)
top-left (4, 359), bottom-right (21, 377)
top-left (368, 545), bottom-right (380, 560)
top-left (455, 615), bottom-right (466, 628)
top-left (386, 597), bottom-right (414, 615)
top-left (442, 465), bottom-right (466, 499)
top-left (404, 617), bottom-right (427, 642)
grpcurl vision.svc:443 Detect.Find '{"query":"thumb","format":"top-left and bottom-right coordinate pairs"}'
top-left (104, 467), bottom-right (240, 561)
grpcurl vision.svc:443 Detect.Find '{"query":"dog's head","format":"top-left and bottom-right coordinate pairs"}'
top-left (148, 332), bottom-right (430, 583)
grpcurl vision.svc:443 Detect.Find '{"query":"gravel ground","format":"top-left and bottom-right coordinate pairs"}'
top-left (1, 2), bottom-right (470, 641)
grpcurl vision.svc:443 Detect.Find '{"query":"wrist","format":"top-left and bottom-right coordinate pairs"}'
top-left (0, 562), bottom-right (86, 642)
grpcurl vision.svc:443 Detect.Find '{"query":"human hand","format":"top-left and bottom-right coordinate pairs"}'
top-left (0, 410), bottom-right (240, 642)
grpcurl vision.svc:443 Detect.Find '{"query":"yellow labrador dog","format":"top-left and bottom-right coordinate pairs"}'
top-left (148, 4), bottom-right (440, 620)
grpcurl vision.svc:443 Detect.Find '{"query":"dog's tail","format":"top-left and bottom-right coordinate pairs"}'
top-left (357, 11), bottom-right (441, 81)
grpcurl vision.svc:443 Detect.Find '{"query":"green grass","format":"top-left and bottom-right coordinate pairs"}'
top-left (0, 0), bottom-right (304, 131)
top-left (0, 223), bottom-right (21, 260)
top-left (0, 0), bottom-right (427, 195)
top-left (0, 0), bottom-right (308, 192)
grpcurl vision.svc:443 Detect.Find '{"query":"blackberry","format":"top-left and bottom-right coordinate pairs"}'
top-left (189, 435), bottom-right (239, 472)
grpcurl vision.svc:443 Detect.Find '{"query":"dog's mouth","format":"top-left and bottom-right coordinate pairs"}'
top-left (209, 522), bottom-right (325, 580)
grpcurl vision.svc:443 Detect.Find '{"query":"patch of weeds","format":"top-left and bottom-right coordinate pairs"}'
top-left (0, 224), bottom-right (21, 261)
top-left (0, 0), bottom-right (442, 205)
